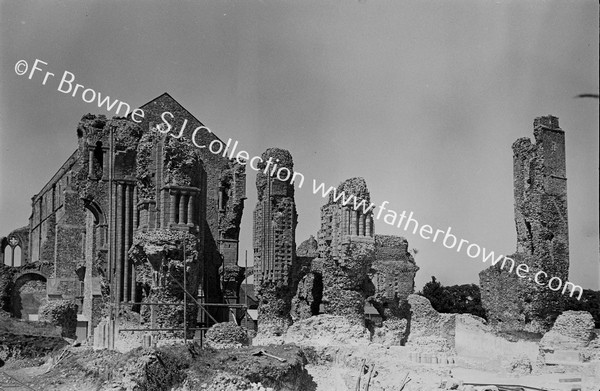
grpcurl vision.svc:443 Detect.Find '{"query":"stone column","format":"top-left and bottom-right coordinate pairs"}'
top-left (359, 213), bottom-right (365, 236)
top-left (169, 192), bottom-right (176, 224)
top-left (178, 193), bottom-right (186, 225)
top-left (88, 149), bottom-right (94, 177)
top-left (124, 184), bottom-right (131, 302)
top-left (116, 183), bottom-right (123, 302)
top-left (366, 215), bottom-right (373, 237)
top-left (187, 194), bottom-right (194, 227)
top-left (253, 148), bottom-right (297, 342)
top-left (346, 208), bottom-right (351, 235)
top-left (102, 149), bottom-right (109, 180)
top-left (133, 187), bottom-right (138, 230)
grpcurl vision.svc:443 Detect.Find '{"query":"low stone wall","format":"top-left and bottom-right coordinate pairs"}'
top-left (282, 314), bottom-right (371, 347)
top-left (405, 294), bottom-right (456, 351)
top-left (454, 314), bottom-right (539, 362)
top-left (540, 310), bottom-right (595, 350)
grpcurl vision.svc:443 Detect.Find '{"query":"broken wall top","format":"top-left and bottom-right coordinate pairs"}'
top-left (255, 147), bottom-right (295, 201)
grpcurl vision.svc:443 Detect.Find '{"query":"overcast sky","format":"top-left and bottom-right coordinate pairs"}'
top-left (1, 0), bottom-right (598, 291)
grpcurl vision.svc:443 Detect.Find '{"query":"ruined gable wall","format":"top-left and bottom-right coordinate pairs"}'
top-left (138, 94), bottom-right (246, 305)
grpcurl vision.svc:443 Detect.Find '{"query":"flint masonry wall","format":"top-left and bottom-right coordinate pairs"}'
top-left (480, 115), bottom-right (569, 333)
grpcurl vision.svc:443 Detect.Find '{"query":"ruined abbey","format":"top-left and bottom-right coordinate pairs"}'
top-left (0, 96), bottom-right (571, 347)
top-left (0, 93), bottom-right (419, 342)
top-left (0, 93), bottom-right (246, 339)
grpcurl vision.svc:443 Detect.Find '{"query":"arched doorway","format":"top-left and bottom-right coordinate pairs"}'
top-left (11, 273), bottom-right (48, 320)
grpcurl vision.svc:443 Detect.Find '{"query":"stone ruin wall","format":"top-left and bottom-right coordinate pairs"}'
top-left (252, 148), bottom-right (298, 336)
top-left (283, 177), bottom-right (419, 338)
top-left (480, 115), bottom-right (569, 333)
top-left (1, 93), bottom-right (247, 338)
top-left (136, 94), bottom-right (247, 310)
top-left (315, 178), bottom-right (376, 324)
top-left (370, 234), bottom-right (419, 321)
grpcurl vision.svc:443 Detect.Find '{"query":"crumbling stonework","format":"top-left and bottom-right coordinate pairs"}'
top-left (129, 230), bottom-right (200, 337)
top-left (284, 314), bottom-right (371, 346)
top-left (253, 148), bottom-right (298, 338)
top-left (454, 313), bottom-right (539, 363)
top-left (539, 310), bottom-right (595, 351)
top-left (288, 181), bottom-right (419, 339)
top-left (504, 354), bottom-right (533, 375)
top-left (480, 115), bottom-right (570, 333)
top-left (405, 294), bottom-right (456, 352)
top-left (316, 178), bottom-right (376, 325)
top-left (291, 270), bottom-right (322, 322)
top-left (290, 236), bottom-right (321, 322)
top-left (0, 262), bottom-right (53, 320)
top-left (205, 321), bottom-right (250, 349)
top-left (369, 235), bottom-right (419, 329)
top-left (39, 299), bottom-right (78, 338)
top-left (297, 235), bottom-right (318, 258)
top-left (1, 93), bottom-right (247, 340)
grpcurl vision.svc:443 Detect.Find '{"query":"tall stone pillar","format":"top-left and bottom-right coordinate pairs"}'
top-left (124, 183), bottom-right (131, 302)
top-left (479, 115), bottom-right (571, 332)
top-left (253, 148), bottom-right (298, 340)
top-left (115, 182), bottom-right (124, 302)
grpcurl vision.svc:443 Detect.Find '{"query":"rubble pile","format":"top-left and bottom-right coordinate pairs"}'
top-left (205, 322), bottom-right (250, 349)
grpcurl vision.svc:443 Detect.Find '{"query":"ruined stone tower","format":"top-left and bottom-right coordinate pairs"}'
top-left (317, 177), bottom-right (376, 324)
top-left (480, 115), bottom-right (570, 332)
top-left (253, 148), bottom-right (298, 336)
top-left (513, 115), bottom-right (569, 272)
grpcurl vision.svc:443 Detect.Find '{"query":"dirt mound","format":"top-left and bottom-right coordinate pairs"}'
top-left (0, 331), bottom-right (67, 363)
top-left (6, 343), bottom-right (316, 391)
